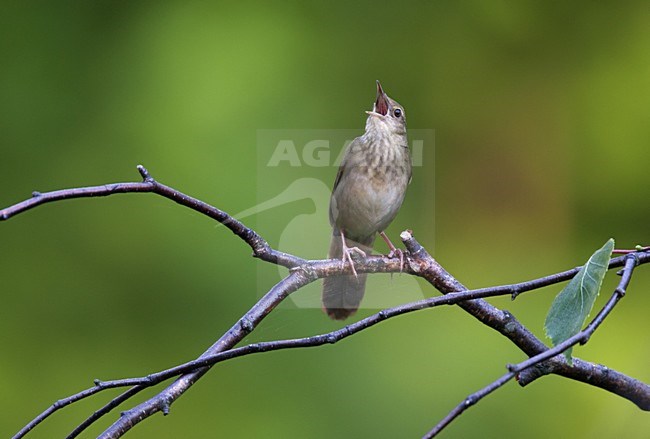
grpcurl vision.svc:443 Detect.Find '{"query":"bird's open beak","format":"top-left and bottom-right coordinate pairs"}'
top-left (374, 80), bottom-right (389, 116)
top-left (366, 80), bottom-right (389, 118)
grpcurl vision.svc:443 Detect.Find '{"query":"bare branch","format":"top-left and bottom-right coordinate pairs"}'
top-left (424, 254), bottom-right (641, 437)
top-left (67, 387), bottom-right (143, 439)
top-left (401, 232), bottom-right (650, 402)
top-left (0, 165), bottom-right (305, 268)
top-left (14, 247), bottom-right (650, 438)
top-left (3, 167), bottom-right (648, 438)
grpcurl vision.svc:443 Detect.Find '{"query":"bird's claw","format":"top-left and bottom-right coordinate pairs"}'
top-left (341, 246), bottom-right (366, 278)
top-left (379, 231), bottom-right (405, 272)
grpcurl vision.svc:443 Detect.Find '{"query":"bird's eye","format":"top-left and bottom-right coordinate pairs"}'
top-left (393, 108), bottom-right (402, 118)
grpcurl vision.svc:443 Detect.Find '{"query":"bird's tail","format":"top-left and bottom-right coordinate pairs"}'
top-left (322, 229), bottom-right (374, 320)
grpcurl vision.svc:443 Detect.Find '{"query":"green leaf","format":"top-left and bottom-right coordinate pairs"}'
top-left (544, 239), bottom-right (614, 364)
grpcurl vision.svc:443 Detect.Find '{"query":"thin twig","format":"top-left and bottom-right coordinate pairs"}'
top-left (423, 254), bottom-right (640, 438)
top-left (613, 245), bottom-right (649, 254)
top-left (67, 387), bottom-right (144, 439)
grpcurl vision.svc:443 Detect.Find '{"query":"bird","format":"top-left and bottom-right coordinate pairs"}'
top-left (322, 81), bottom-right (412, 320)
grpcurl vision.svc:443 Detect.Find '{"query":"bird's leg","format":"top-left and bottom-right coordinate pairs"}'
top-left (340, 230), bottom-right (366, 278)
top-left (379, 231), bottom-right (404, 272)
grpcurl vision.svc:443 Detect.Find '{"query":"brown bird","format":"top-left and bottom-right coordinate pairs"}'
top-left (322, 81), bottom-right (412, 320)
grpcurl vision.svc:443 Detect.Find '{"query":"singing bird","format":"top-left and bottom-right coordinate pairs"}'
top-left (322, 81), bottom-right (412, 320)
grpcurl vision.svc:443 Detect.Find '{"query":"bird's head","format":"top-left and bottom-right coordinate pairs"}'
top-left (365, 80), bottom-right (407, 137)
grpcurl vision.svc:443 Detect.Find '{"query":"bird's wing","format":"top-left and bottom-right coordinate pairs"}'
top-left (331, 163), bottom-right (345, 195)
top-left (329, 136), bottom-right (363, 226)
top-left (332, 136), bottom-right (363, 194)
top-left (328, 162), bottom-right (345, 227)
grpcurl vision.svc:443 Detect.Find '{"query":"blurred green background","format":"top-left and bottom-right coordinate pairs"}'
top-left (1, 1), bottom-right (649, 438)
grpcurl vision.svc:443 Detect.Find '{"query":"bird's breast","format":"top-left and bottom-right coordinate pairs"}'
top-left (330, 158), bottom-right (410, 239)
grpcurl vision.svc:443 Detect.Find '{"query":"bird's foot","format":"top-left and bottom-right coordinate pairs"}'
top-left (341, 245), bottom-right (366, 278)
top-left (338, 231), bottom-right (366, 278)
top-left (380, 231), bottom-right (405, 272)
